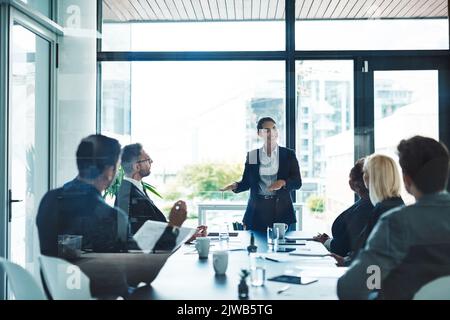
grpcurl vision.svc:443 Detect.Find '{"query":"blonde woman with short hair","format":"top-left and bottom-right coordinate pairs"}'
top-left (331, 154), bottom-right (405, 266)
top-left (363, 154), bottom-right (402, 206)
top-left (354, 155), bottom-right (405, 253)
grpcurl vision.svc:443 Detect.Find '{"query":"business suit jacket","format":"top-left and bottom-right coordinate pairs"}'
top-left (338, 192), bottom-right (450, 300)
top-left (352, 197), bottom-right (405, 255)
top-left (233, 146), bottom-right (302, 230)
top-left (329, 197), bottom-right (374, 256)
top-left (115, 179), bottom-right (167, 235)
top-left (36, 179), bottom-right (130, 256)
top-left (36, 178), bottom-right (175, 257)
top-left (114, 179), bottom-right (178, 252)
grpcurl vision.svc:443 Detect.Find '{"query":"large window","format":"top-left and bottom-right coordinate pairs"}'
top-left (102, 0), bottom-right (285, 51)
top-left (295, 0), bottom-right (449, 50)
top-left (102, 61), bottom-right (286, 227)
top-left (296, 60), bottom-right (354, 231)
top-left (99, 0), bottom-right (450, 232)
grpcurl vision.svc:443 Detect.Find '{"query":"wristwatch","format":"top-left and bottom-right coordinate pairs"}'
top-left (170, 226), bottom-right (180, 237)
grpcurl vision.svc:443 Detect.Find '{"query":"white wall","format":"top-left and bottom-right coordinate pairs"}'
top-left (55, 0), bottom-right (97, 186)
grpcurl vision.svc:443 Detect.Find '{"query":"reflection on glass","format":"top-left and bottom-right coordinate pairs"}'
top-left (374, 70), bottom-right (439, 203)
top-left (296, 60), bottom-right (354, 231)
top-left (101, 61), bottom-right (285, 228)
top-left (18, 0), bottom-right (52, 18)
top-left (10, 24), bottom-right (50, 272)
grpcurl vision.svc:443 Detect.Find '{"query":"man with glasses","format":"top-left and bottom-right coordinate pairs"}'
top-left (116, 143), bottom-right (207, 239)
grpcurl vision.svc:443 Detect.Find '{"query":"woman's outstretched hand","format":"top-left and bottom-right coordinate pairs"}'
top-left (220, 183), bottom-right (238, 192)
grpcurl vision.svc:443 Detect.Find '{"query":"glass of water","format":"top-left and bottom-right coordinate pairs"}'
top-left (219, 223), bottom-right (230, 249)
top-left (266, 227), bottom-right (280, 252)
top-left (249, 253), bottom-right (266, 287)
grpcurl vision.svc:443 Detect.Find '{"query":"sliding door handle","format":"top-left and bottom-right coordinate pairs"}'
top-left (8, 189), bottom-right (23, 223)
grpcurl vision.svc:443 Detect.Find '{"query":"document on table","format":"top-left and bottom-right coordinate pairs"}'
top-left (133, 220), bottom-right (195, 253)
top-left (285, 236), bottom-right (315, 241)
top-left (289, 252), bottom-right (331, 257)
top-left (258, 253), bottom-right (304, 263)
top-left (295, 266), bottom-right (348, 278)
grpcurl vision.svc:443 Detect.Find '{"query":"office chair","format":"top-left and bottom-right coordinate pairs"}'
top-left (39, 255), bottom-right (93, 300)
top-left (413, 276), bottom-right (450, 300)
top-left (0, 257), bottom-right (47, 300)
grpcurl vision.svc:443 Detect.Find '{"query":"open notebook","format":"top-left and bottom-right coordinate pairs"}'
top-left (133, 220), bottom-right (196, 253)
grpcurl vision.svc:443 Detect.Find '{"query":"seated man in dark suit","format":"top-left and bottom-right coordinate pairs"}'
top-left (36, 135), bottom-right (186, 257)
top-left (115, 143), bottom-right (206, 239)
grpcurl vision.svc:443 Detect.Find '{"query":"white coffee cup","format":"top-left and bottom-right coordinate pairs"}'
top-left (273, 223), bottom-right (289, 239)
top-left (213, 250), bottom-right (228, 275)
top-left (195, 237), bottom-right (210, 259)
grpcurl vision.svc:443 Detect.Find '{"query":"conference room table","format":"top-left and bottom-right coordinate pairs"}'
top-left (129, 231), bottom-right (344, 300)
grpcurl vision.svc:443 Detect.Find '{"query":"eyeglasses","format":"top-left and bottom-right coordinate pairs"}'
top-left (137, 158), bottom-right (152, 164)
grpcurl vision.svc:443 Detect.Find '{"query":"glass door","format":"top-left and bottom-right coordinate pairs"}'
top-left (374, 70), bottom-right (439, 157)
top-left (361, 56), bottom-right (450, 202)
top-left (8, 14), bottom-right (53, 282)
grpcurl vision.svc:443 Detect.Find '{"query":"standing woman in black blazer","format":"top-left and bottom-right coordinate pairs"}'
top-left (221, 117), bottom-right (302, 232)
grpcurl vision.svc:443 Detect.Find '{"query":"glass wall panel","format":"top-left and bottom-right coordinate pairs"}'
top-left (296, 60), bottom-right (354, 233)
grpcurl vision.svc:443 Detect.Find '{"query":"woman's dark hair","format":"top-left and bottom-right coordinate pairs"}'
top-left (76, 135), bottom-right (121, 179)
top-left (397, 136), bottom-right (450, 194)
top-left (121, 143), bottom-right (143, 175)
top-left (257, 117), bottom-right (276, 131)
top-left (349, 158), bottom-right (369, 197)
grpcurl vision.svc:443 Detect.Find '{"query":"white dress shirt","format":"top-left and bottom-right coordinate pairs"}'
top-left (123, 176), bottom-right (145, 195)
top-left (258, 145), bottom-right (279, 196)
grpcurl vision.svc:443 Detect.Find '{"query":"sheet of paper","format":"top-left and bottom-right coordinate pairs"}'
top-left (133, 220), bottom-right (195, 253)
top-left (295, 266), bottom-right (348, 278)
top-left (285, 236), bottom-right (314, 241)
top-left (258, 253), bottom-right (304, 263)
top-left (289, 252), bottom-right (331, 257)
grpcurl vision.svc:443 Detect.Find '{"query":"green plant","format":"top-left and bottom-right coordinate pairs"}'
top-left (179, 162), bottom-right (245, 200)
top-left (307, 195), bottom-right (325, 213)
top-left (103, 166), bottom-right (162, 199)
top-left (142, 181), bottom-right (163, 199)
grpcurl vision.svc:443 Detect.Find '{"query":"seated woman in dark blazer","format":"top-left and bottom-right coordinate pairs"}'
top-left (221, 117), bottom-right (302, 232)
top-left (314, 158), bottom-right (374, 257)
top-left (332, 154), bottom-right (405, 266)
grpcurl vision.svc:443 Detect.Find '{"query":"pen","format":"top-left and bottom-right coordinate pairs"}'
top-left (263, 256), bottom-right (280, 262)
top-left (277, 285), bottom-right (290, 294)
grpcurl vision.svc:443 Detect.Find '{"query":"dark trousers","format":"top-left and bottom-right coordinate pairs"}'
top-left (250, 197), bottom-right (277, 231)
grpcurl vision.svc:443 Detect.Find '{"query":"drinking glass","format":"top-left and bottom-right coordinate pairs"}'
top-left (266, 227), bottom-right (280, 252)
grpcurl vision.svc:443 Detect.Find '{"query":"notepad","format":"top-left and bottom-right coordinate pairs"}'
top-left (285, 236), bottom-right (314, 241)
top-left (133, 220), bottom-right (195, 253)
top-left (295, 266), bottom-right (348, 278)
top-left (279, 239), bottom-right (307, 246)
